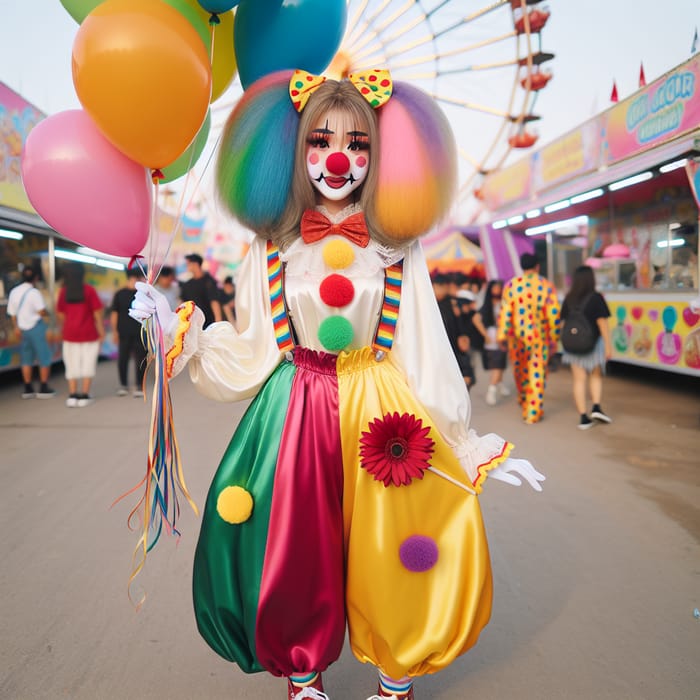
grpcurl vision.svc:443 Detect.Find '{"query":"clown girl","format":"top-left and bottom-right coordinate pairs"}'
top-left (131, 69), bottom-right (544, 700)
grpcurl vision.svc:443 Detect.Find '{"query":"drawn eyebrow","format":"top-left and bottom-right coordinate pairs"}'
top-left (310, 128), bottom-right (334, 135)
top-left (348, 130), bottom-right (369, 137)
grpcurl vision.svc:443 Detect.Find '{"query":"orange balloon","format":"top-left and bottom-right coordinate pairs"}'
top-left (72, 0), bottom-right (212, 169)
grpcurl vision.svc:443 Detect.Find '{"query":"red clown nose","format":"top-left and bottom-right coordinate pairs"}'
top-left (326, 151), bottom-right (350, 175)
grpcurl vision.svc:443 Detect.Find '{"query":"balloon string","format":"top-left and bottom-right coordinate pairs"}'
top-left (112, 317), bottom-right (198, 609)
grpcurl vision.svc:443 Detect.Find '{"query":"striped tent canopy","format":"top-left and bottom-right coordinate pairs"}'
top-left (423, 228), bottom-right (484, 277)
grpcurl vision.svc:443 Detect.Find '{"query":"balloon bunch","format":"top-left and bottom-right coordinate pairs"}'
top-left (21, 0), bottom-right (239, 257)
top-left (20, 0), bottom-right (347, 603)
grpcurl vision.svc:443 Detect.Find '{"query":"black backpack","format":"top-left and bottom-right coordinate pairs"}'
top-left (561, 294), bottom-right (596, 354)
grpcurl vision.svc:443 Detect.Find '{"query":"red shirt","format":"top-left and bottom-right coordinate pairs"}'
top-left (57, 284), bottom-right (103, 342)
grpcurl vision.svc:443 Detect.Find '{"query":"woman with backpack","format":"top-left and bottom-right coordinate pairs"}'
top-left (560, 265), bottom-right (613, 430)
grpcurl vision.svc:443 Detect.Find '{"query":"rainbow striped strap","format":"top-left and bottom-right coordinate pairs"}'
top-left (372, 259), bottom-right (404, 352)
top-left (266, 240), bottom-right (295, 352)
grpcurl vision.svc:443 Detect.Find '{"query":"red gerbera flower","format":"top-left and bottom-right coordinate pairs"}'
top-left (359, 412), bottom-right (435, 487)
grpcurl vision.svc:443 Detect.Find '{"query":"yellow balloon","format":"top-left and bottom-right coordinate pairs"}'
top-left (72, 0), bottom-right (212, 169)
top-left (181, 0), bottom-right (237, 102)
top-left (210, 8), bottom-right (237, 102)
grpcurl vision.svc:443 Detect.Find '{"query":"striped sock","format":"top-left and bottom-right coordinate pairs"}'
top-left (378, 672), bottom-right (413, 696)
top-left (289, 671), bottom-right (319, 688)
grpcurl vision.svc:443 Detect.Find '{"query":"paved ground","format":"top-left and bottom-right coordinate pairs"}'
top-left (0, 357), bottom-right (698, 700)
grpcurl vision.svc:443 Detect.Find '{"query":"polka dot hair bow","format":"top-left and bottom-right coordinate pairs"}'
top-left (348, 69), bottom-right (393, 108)
top-left (289, 68), bottom-right (393, 112)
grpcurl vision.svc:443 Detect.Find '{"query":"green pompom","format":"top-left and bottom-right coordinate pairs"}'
top-left (318, 316), bottom-right (354, 352)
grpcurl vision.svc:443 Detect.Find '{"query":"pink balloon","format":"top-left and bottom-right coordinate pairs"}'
top-left (21, 110), bottom-right (152, 257)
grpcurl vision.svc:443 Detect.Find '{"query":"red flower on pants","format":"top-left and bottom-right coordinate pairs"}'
top-left (359, 412), bottom-right (435, 487)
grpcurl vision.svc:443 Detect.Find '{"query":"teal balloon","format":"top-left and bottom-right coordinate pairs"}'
top-left (197, 1), bottom-right (240, 11)
top-left (59, 0), bottom-right (103, 23)
top-left (662, 305), bottom-right (677, 330)
top-left (161, 110), bottom-right (211, 183)
top-left (234, 0), bottom-right (347, 89)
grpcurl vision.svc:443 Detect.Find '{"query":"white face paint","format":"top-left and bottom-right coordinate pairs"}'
top-left (305, 111), bottom-right (370, 204)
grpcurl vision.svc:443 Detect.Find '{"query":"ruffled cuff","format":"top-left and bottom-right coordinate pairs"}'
top-left (452, 429), bottom-right (514, 493)
top-left (165, 301), bottom-right (205, 379)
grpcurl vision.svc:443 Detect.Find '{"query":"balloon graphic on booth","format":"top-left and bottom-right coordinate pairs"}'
top-left (21, 110), bottom-right (152, 257)
top-left (234, 0), bottom-right (347, 89)
top-left (72, 0), bottom-right (212, 169)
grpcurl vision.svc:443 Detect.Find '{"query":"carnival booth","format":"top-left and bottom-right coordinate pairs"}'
top-left (479, 55), bottom-right (700, 376)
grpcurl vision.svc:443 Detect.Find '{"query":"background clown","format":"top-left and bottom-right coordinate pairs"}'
top-left (131, 68), bottom-right (544, 700)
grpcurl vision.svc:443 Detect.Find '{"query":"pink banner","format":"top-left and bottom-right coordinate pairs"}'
top-left (0, 82), bottom-right (45, 214)
top-left (604, 54), bottom-right (700, 163)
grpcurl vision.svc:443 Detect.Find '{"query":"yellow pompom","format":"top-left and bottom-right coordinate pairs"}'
top-left (216, 486), bottom-right (254, 524)
top-left (322, 239), bottom-right (354, 269)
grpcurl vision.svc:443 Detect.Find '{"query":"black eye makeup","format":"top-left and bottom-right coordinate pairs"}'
top-left (347, 131), bottom-right (370, 151)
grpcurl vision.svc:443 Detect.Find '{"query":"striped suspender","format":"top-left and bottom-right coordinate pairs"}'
top-left (266, 241), bottom-right (295, 352)
top-left (372, 259), bottom-right (404, 352)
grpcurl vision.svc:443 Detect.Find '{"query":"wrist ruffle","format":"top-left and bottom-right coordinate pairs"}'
top-left (452, 429), bottom-right (514, 493)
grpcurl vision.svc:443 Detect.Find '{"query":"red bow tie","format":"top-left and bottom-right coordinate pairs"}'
top-left (300, 210), bottom-right (370, 248)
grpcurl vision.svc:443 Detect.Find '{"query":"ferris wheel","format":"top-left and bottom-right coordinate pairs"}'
top-left (328, 0), bottom-right (554, 223)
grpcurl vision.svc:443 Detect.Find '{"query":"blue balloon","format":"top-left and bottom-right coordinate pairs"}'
top-left (234, 0), bottom-right (347, 89)
top-left (197, 1), bottom-right (240, 12)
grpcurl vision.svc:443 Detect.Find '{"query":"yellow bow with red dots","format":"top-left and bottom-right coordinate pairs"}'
top-left (289, 68), bottom-right (393, 112)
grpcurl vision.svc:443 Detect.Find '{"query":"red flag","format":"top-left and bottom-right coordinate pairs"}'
top-left (639, 62), bottom-right (646, 88)
top-left (610, 80), bottom-right (619, 103)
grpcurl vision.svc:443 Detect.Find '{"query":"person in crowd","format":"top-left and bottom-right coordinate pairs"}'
top-left (154, 265), bottom-right (180, 310)
top-left (179, 253), bottom-right (222, 328)
top-left (432, 272), bottom-right (475, 389)
top-left (6, 266), bottom-right (56, 399)
top-left (110, 268), bottom-right (147, 397)
top-left (497, 253), bottom-right (560, 424)
top-left (130, 69), bottom-right (543, 700)
top-left (219, 275), bottom-right (236, 324)
top-left (475, 280), bottom-right (510, 406)
top-left (56, 263), bottom-right (104, 407)
top-left (560, 265), bottom-right (613, 429)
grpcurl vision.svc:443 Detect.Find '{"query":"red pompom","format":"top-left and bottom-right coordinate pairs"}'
top-left (319, 274), bottom-right (355, 307)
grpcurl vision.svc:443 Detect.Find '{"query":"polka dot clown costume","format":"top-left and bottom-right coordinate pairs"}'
top-left (131, 68), bottom-right (544, 700)
top-left (497, 261), bottom-right (561, 424)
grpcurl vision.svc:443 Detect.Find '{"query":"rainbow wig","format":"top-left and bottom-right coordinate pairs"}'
top-left (373, 82), bottom-right (457, 241)
top-left (216, 71), bottom-right (300, 236)
top-left (216, 71), bottom-right (457, 245)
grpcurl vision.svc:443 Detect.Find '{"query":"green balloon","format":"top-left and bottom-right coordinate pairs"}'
top-left (160, 109), bottom-right (211, 183)
top-left (160, 0), bottom-right (212, 52)
top-left (59, 0), bottom-right (103, 23)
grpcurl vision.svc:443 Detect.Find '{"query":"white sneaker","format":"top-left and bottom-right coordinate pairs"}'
top-left (485, 385), bottom-right (498, 405)
top-left (76, 395), bottom-right (94, 407)
top-left (66, 395), bottom-right (79, 408)
top-left (116, 386), bottom-right (129, 396)
top-left (497, 383), bottom-right (511, 397)
top-left (133, 389), bottom-right (145, 399)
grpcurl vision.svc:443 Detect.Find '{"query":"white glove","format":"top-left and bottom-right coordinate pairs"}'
top-left (488, 458), bottom-right (545, 492)
top-left (690, 297), bottom-right (700, 314)
top-left (129, 281), bottom-right (179, 336)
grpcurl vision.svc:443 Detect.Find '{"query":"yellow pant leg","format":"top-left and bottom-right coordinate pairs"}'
top-left (337, 350), bottom-right (492, 679)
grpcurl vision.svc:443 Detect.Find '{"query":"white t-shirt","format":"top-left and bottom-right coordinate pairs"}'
top-left (7, 282), bottom-right (46, 331)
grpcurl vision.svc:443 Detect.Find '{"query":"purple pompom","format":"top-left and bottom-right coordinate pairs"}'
top-left (399, 535), bottom-right (439, 572)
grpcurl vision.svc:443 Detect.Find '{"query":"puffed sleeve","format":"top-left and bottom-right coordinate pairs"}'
top-left (391, 242), bottom-right (512, 492)
top-left (166, 236), bottom-right (283, 402)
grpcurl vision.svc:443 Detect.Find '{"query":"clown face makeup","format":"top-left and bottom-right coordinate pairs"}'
top-left (306, 110), bottom-right (370, 204)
